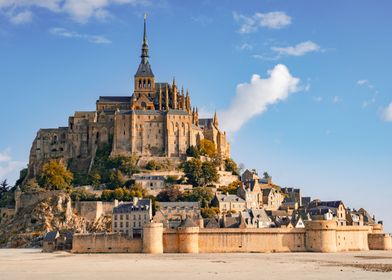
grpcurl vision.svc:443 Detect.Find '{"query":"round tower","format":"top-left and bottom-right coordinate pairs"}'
top-left (178, 218), bottom-right (200, 253)
top-left (305, 220), bottom-right (337, 252)
top-left (143, 223), bottom-right (163, 254)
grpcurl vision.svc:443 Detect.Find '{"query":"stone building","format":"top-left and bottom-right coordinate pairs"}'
top-left (153, 202), bottom-right (201, 229)
top-left (27, 16), bottom-right (230, 178)
top-left (212, 193), bottom-right (246, 214)
top-left (112, 198), bottom-right (152, 237)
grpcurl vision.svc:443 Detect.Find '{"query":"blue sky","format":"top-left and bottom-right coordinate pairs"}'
top-left (0, 0), bottom-right (391, 230)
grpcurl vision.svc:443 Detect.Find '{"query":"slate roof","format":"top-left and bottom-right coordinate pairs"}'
top-left (44, 231), bottom-right (59, 242)
top-left (179, 217), bottom-right (198, 228)
top-left (204, 218), bottom-right (220, 228)
top-left (216, 194), bottom-right (245, 203)
top-left (113, 199), bottom-right (151, 213)
top-left (250, 208), bottom-right (270, 223)
top-left (98, 96), bottom-right (132, 103)
top-left (198, 118), bottom-right (213, 128)
top-left (135, 62), bottom-right (154, 77)
top-left (158, 202), bottom-right (200, 209)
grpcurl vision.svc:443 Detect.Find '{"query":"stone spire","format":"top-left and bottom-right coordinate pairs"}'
top-left (135, 13), bottom-right (154, 77)
top-left (141, 13), bottom-right (149, 64)
top-left (213, 111), bottom-right (219, 127)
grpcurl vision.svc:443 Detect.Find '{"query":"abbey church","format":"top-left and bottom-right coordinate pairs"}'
top-left (28, 17), bottom-right (230, 177)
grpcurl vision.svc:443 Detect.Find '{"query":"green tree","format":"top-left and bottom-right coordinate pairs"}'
top-left (107, 169), bottom-right (125, 189)
top-left (70, 189), bottom-right (97, 201)
top-left (165, 175), bottom-right (179, 186)
top-left (101, 189), bottom-right (114, 201)
top-left (113, 188), bottom-right (125, 200)
top-left (38, 160), bottom-right (73, 190)
top-left (201, 207), bottom-right (220, 218)
top-left (156, 186), bottom-right (183, 202)
top-left (182, 158), bottom-right (203, 186)
top-left (145, 160), bottom-right (162, 171)
top-left (184, 186), bottom-right (214, 207)
top-left (89, 171), bottom-right (101, 188)
top-left (129, 183), bottom-right (148, 198)
top-left (0, 179), bottom-right (10, 199)
top-left (186, 146), bottom-right (200, 158)
top-left (224, 158), bottom-right (239, 175)
top-left (198, 139), bottom-right (216, 157)
top-left (201, 161), bottom-right (219, 185)
top-left (218, 180), bottom-right (241, 195)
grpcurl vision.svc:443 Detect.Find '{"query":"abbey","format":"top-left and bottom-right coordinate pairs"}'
top-left (28, 17), bottom-right (230, 177)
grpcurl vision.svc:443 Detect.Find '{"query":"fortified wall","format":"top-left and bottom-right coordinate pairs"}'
top-left (72, 221), bottom-right (392, 254)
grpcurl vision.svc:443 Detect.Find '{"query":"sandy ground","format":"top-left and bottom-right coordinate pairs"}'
top-left (0, 249), bottom-right (392, 280)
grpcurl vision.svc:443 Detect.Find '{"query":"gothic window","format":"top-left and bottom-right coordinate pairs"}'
top-left (141, 102), bottom-right (147, 109)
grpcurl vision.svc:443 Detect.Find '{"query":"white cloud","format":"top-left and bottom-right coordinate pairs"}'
top-left (272, 41), bottom-right (320, 56)
top-left (9, 10), bottom-right (33, 24)
top-left (0, 148), bottom-right (25, 182)
top-left (220, 64), bottom-right (300, 133)
top-left (50, 27), bottom-right (112, 44)
top-left (233, 11), bottom-right (291, 33)
top-left (313, 96), bottom-right (323, 102)
top-left (357, 79), bottom-right (369, 86)
top-left (0, 0), bottom-right (149, 24)
top-left (238, 42), bottom-right (253, 51)
top-left (333, 96), bottom-right (342, 103)
top-left (382, 102), bottom-right (392, 122)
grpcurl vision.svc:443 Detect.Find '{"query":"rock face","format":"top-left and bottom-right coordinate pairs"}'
top-left (0, 192), bottom-right (111, 248)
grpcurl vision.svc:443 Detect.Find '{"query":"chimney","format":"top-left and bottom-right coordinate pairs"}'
top-left (133, 197), bottom-right (139, 205)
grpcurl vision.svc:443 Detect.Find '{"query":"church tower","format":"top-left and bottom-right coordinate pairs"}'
top-left (132, 14), bottom-right (155, 110)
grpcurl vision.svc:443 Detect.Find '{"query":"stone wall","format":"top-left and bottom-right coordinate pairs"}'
top-left (72, 233), bottom-right (142, 253)
top-left (74, 201), bottom-right (118, 223)
top-left (72, 221), bottom-right (389, 254)
top-left (368, 233), bottom-right (392, 250)
top-left (74, 201), bottom-right (103, 223)
top-left (198, 228), bottom-right (306, 253)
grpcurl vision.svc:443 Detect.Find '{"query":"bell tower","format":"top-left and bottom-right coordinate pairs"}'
top-left (132, 14), bottom-right (155, 110)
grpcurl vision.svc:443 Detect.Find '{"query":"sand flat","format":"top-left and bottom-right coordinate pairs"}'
top-left (0, 249), bottom-right (392, 280)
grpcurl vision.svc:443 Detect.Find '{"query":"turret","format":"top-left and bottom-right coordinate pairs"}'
top-left (158, 84), bottom-right (162, 110)
top-left (172, 77), bottom-right (177, 109)
top-left (165, 84), bottom-right (169, 110)
top-left (181, 87), bottom-right (185, 110)
top-left (213, 111), bottom-right (219, 127)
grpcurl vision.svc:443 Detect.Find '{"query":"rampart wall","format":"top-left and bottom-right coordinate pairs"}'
top-left (72, 233), bottom-right (142, 253)
top-left (72, 221), bottom-right (391, 254)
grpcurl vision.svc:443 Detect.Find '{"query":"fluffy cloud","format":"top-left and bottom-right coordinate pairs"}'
top-left (50, 27), bottom-right (112, 44)
top-left (220, 64), bottom-right (300, 133)
top-left (0, 0), bottom-right (149, 23)
top-left (0, 149), bottom-right (25, 182)
top-left (233, 11), bottom-right (291, 33)
top-left (382, 102), bottom-right (392, 122)
top-left (272, 41), bottom-right (320, 56)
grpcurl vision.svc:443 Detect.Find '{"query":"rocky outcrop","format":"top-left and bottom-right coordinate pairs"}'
top-left (0, 192), bottom-right (111, 248)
